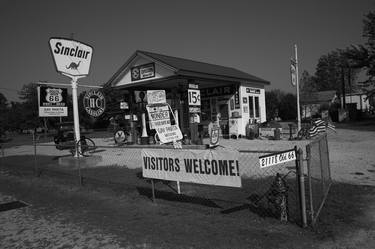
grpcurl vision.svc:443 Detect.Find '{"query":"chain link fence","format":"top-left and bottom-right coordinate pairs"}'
top-left (0, 130), bottom-right (331, 227)
top-left (305, 133), bottom-right (332, 226)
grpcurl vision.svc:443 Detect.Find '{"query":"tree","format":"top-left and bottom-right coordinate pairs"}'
top-left (363, 10), bottom-right (375, 80)
top-left (278, 93), bottom-right (297, 121)
top-left (17, 83), bottom-right (40, 129)
top-left (265, 89), bottom-right (284, 120)
top-left (0, 92), bottom-right (8, 108)
top-left (0, 92), bottom-right (9, 134)
top-left (342, 11), bottom-right (375, 101)
top-left (300, 70), bottom-right (317, 93)
top-left (314, 50), bottom-right (358, 93)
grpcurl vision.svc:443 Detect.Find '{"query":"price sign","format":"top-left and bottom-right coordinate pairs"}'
top-left (188, 89), bottom-right (201, 106)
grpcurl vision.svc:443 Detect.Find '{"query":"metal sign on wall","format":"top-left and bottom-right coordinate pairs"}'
top-left (131, 63), bottom-right (155, 81)
top-left (147, 90), bottom-right (166, 105)
top-left (49, 38), bottom-right (93, 77)
top-left (37, 86), bottom-right (68, 117)
top-left (83, 90), bottom-right (106, 117)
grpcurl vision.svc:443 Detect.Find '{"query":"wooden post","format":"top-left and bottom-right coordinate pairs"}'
top-left (296, 147), bottom-right (307, 227)
top-left (151, 179), bottom-right (156, 203)
top-left (33, 131), bottom-right (38, 176)
top-left (306, 144), bottom-right (315, 225)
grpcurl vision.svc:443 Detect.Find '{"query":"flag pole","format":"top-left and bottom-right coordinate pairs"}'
top-left (294, 44), bottom-right (301, 132)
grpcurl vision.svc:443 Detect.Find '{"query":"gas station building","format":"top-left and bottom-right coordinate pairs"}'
top-left (105, 50), bottom-right (270, 142)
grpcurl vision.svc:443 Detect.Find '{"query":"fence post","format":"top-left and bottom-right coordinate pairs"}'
top-left (76, 153), bottom-right (83, 186)
top-left (151, 179), bottom-right (156, 203)
top-left (33, 132), bottom-right (38, 176)
top-left (296, 147), bottom-right (307, 227)
top-left (324, 133), bottom-right (332, 180)
top-left (318, 137), bottom-right (325, 192)
top-left (0, 144), bottom-right (4, 166)
top-left (306, 144), bottom-right (314, 226)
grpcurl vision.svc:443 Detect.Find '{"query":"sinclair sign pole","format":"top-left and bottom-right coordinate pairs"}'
top-left (48, 37), bottom-right (94, 155)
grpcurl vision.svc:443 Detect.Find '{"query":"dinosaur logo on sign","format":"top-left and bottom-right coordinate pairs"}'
top-left (66, 61), bottom-right (81, 70)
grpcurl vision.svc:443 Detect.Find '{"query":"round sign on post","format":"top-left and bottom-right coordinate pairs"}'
top-left (114, 130), bottom-right (127, 144)
top-left (83, 90), bottom-right (106, 117)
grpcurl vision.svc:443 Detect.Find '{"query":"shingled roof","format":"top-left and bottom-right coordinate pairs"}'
top-left (106, 50), bottom-right (270, 87)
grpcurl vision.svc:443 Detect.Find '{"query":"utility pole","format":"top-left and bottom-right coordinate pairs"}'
top-left (294, 44), bottom-right (301, 132)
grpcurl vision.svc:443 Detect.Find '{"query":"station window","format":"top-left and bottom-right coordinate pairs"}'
top-left (249, 96), bottom-right (254, 118)
top-left (248, 96), bottom-right (260, 118)
top-left (255, 96), bottom-right (260, 118)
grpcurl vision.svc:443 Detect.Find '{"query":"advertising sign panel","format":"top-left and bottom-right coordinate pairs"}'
top-left (146, 105), bottom-right (171, 129)
top-left (188, 89), bottom-right (201, 106)
top-left (131, 63), bottom-right (155, 81)
top-left (49, 38), bottom-right (93, 77)
top-left (142, 149), bottom-right (241, 187)
top-left (147, 90), bottom-right (166, 105)
top-left (83, 90), bottom-right (106, 117)
top-left (155, 124), bottom-right (183, 144)
top-left (258, 149), bottom-right (296, 168)
top-left (38, 86), bottom-right (68, 117)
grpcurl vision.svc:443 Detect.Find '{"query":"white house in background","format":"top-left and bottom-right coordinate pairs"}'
top-left (300, 90), bottom-right (338, 118)
top-left (342, 92), bottom-right (370, 111)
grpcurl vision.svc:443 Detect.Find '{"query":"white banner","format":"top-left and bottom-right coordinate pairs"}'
top-left (142, 149), bottom-right (241, 187)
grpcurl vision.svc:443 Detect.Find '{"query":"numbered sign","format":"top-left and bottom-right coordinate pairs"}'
top-left (258, 149), bottom-right (296, 168)
top-left (188, 89), bottom-right (201, 106)
top-left (38, 86), bottom-right (68, 117)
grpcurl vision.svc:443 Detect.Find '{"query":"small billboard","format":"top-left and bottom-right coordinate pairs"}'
top-left (38, 86), bottom-right (68, 117)
top-left (49, 37), bottom-right (93, 77)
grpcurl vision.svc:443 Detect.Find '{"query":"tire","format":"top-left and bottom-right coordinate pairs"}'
top-left (76, 138), bottom-right (96, 156)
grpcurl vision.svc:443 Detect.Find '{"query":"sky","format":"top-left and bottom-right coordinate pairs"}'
top-left (0, 0), bottom-right (374, 102)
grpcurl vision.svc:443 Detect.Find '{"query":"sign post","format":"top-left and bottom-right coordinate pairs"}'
top-left (71, 76), bottom-right (82, 148)
top-left (291, 44), bottom-right (301, 132)
top-left (49, 37), bottom-right (94, 156)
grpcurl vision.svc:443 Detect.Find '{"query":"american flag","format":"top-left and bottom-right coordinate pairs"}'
top-left (326, 122), bottom-right (336, 132)
top-left (309, 119), bottom-right (336, 137)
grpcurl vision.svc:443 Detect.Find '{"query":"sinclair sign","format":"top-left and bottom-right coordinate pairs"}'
top-left (49, 37), bottom-right (93, 77)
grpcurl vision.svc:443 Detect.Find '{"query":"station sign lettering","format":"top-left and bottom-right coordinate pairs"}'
top-left (49, 38), bottom-right (93, 77)
top-left (142, 149), bottom-right (241, 187)
top-left (200, 86), bottom-right (235, 98)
